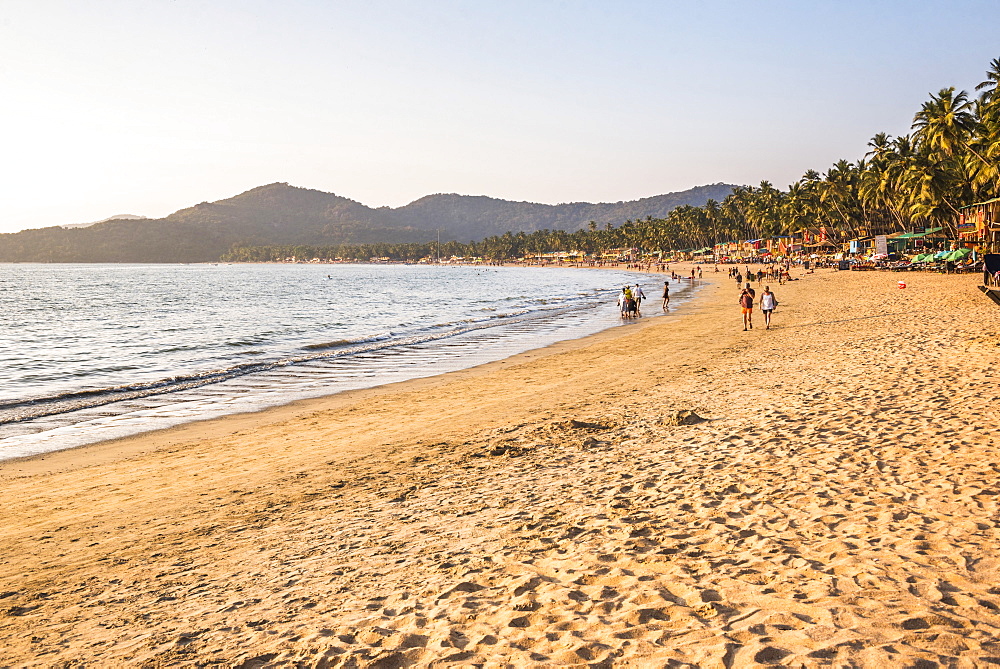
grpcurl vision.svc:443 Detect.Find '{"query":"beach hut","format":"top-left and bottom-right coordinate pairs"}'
top-left (848, 237), bottom-right (872, 255)
top-left (958, 199), bottom-right (1000, 253)
top-left (804, 239), bottom-right (838, 255)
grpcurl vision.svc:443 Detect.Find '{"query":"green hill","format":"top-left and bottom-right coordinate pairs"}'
top-left (0, 182), bottom-right (737, 262)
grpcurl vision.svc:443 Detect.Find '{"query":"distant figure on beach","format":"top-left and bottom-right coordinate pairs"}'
top-left (739, 282), bottom-right (756, 331)
top-left (633, 284), bottom-right (646, 311)
top-left (662, 281), bottom-right (670, 309)
top-left (735, 271), bottom-right (743, 286)
top-left (760, 285), bottom-right (778, 329)
top-left (690, 268), bottom-right (696, 281)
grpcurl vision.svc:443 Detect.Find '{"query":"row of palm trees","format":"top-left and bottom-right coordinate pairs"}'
top-left (667, 58), bottom-right (1000, 247)
top-left (223, 59), bottom-right (1000, 263)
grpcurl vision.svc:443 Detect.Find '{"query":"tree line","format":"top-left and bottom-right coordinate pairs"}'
top-left (223, 58), bottom-right (1000, 263)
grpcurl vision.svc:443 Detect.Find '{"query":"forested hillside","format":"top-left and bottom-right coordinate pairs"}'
top-left (386, 184), bottom-right (735, 240)
top-left (0, 183), bottom-right (734, 262)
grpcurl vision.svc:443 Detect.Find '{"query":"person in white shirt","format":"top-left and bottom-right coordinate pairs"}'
top-left (618, 286), bottom-right (633, 317)
top-left (760, 285), bottom-right (778, 329)
top-left (633, 284), bottom-right (646, 311)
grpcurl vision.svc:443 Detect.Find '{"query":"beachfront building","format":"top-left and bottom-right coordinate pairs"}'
top-left (892, 227), bottom-right (946, 253)
top-left (845, 227), bottom-right (946, 257)
top-left (713, 241), bottom-right (740, 260)
top-left (958, 199), bottom-right (1000, 253)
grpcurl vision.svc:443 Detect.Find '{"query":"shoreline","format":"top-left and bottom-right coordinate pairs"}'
top-left (4, 266), bottom-right (998, 666)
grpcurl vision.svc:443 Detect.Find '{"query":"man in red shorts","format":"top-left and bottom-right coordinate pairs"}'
top-left (739, 282), bottom-right (755, 330)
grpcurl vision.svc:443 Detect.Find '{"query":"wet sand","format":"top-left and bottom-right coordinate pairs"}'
top-left (3, 266), bottom-right (1000, 666)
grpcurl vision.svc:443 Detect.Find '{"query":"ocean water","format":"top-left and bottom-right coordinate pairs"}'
top-left (0, 263), bottom-right (699, 460)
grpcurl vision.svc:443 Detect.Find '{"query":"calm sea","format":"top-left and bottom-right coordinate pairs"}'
top-left (0, 263), bottom-right (698, 460)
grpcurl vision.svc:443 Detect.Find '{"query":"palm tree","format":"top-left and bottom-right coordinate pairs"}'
top-left (972, 96), bottom-right (1000, 194)
top-left (903, 153), bottom-right (963, 235)
top-left (703, 199), bottom-right (720, 246)
top-left (819, 160), bottom-right (864, 236)
top-left (912, 87), bottom-right (991, 169)
top-left (865, 132), bottom-right (893, 161)
top-left (975, 57), bottom-right (1000, 104)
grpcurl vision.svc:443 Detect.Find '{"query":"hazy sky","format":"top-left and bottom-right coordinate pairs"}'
top-left (1, 1), bottom-right (998, 233)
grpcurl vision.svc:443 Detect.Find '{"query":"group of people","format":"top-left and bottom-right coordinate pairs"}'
top-left (617, 279), bottom-right (678, 318)
top-left (617, 283), bottom-right (647, 318)
top-left (729, 265), bottom-right (792, 286)
top-left (617, 265), bottom-right (781, 331)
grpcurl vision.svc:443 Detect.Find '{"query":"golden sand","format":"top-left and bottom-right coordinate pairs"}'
top-left (2, 266), bottom-right (1000, 667)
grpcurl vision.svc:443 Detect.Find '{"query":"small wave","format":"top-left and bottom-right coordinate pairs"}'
top-left (302, 332), bottom-right (393, 350)
top-left (225, 339), bottom-right (266, 347)
top-left (302, 339), bottom-right (355, 351)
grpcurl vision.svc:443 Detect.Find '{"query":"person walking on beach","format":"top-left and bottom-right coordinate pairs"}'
top-left (618, 286), bottom-right (631, 317)
top-left (697, 266), bottom-right (703, 279)
top-left (619, 286), bottom-right (637, 318)
top-left (633, 284), bottom-right (646, 311)
top-left (739, 282), bottom-right (755, 331)
top-left (760, 285), bottom-right (778, 329)
top-left (661, 280), bottom-right (670, 310)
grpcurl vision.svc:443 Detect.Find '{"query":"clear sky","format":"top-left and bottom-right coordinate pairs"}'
top-left (1, 0), bottom-right (998, 233)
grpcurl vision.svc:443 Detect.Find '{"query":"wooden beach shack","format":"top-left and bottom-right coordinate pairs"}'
top-left (959, 198), bottom-right (1000, 304)
top-left (959, 198), bottom-right (1000, 253)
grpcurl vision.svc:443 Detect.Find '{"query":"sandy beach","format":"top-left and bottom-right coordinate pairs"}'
top-left (3, 266), bottom-right (1000, 667)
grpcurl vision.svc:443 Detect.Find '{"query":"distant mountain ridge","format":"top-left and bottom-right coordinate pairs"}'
top-left (0, 182), bottom-right (737, 262)
top-left (385, 184), bottom-right (736, 240)
top-left (61, 214), bottom-right (148, 230)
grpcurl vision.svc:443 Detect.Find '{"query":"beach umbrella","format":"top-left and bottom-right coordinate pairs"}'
top-left (940, 249), bottom-right (964, 262)
top-left (951, 247), bottom-right (972, 259)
